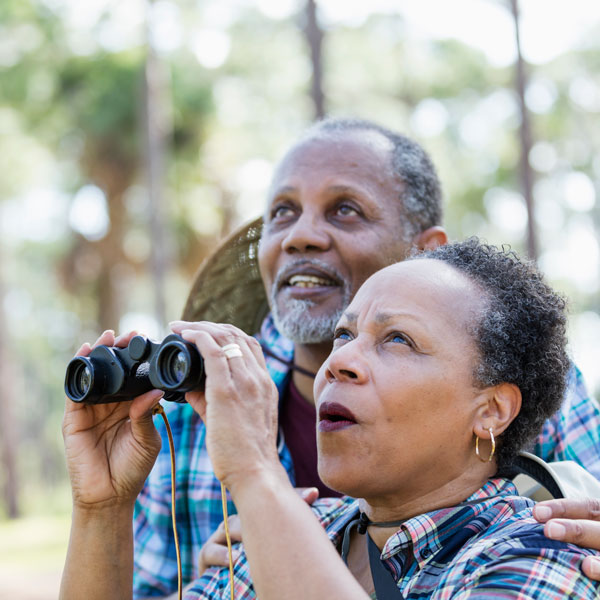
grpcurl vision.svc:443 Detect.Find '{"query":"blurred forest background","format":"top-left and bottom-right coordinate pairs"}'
top-left (1, 0), bottom-right (599, 597)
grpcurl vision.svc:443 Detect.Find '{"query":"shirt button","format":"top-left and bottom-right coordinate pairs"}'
top-left (421, 548), bottom-right (432, 559)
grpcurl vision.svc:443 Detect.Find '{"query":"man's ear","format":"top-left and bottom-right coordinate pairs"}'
top-left (473, 382), bottom-right (522, 439)
top-left (412, 226), bottom-right (448, 251)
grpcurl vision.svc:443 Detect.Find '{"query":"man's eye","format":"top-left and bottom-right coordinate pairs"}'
top-left (272, 205), bottom-right (294, 219)
top-left (336, 204), bottom-right (359, 217)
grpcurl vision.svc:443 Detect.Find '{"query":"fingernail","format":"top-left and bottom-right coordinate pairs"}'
top-left (587, 556), bottom-right (600, 578)
top-left (534, 505), bottom-right (552, 521)
top-left (546, 521), bottom-right (566, 540)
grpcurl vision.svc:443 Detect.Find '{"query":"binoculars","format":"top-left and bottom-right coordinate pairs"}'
top-left (64, 334), bottom-right (205, 404)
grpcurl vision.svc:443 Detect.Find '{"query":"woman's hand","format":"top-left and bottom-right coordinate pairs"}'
top-left (62, 330), bottom-right (164, 509)
top-left (170, 321), bottom-right (281, 492)
top-left (533, 498), bottom-right (600, 580)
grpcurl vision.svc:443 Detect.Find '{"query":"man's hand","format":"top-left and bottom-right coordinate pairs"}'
top-left (198, 515), bottom-right (243, 575)
top-left (197, 487), bottom-right (319, 576)
top-left (533, 498), bottom-right (600, 580)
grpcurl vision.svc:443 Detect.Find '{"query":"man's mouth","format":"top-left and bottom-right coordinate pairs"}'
top-left (276, 261), bottom-right (343, 293)
top-left (318, 402), bottom-right (358, 432)
top-left (287, 274), bottom-right (337, 288)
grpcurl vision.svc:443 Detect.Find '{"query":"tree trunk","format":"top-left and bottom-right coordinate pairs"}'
top-left (144, 1), bottom-right (171, 328)
top-left (0, 241), bottom-right (19, 518)
top-left (509, 0), bottom-right (538, 261)
top-left (303, 0), bottom-right (326, 120)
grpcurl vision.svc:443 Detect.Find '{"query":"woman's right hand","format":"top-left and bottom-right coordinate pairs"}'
top-left (62, 330), bottom-right (164, 510)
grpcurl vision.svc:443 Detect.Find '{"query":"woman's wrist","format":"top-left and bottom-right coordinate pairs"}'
top-left (71, 495), bottom-right (136, 519)
top-left (226, 461), bottom-right (292, 506)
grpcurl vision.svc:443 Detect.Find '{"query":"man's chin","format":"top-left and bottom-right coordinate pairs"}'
top-left (271, 299), bottom-right (341, 344)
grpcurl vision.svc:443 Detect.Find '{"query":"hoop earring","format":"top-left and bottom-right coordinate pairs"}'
top-left (475, 428), bottom-right (495, 463)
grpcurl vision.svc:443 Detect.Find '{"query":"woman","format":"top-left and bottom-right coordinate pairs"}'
top-left (60, 239), bottom-right (598, 599)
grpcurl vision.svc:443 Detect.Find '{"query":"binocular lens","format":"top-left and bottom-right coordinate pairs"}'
top-left (160, 346), bottom-right (191, 387)
top-left (78, 365), bottom-right (93, 394)
top-left (66, 359), bottom-right (94, 401)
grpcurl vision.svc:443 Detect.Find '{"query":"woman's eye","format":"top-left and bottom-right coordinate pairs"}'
top-left (333, 328), bottom-right (352, 342)
top-left (389, 332), bottom-right (410, 346)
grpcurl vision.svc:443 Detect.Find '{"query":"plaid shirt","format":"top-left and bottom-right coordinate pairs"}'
top-left (532, 364), bottom-right (600, 478)
top-left (133, 316), bottom-right (600, 598)
top-left (185, 478), bottom-right (599, 599)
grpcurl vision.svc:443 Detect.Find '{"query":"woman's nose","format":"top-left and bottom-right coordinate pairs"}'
top-left (324, 342), bottom-right (368, 384)
top-left (281, 212), bottom-right (331, 254)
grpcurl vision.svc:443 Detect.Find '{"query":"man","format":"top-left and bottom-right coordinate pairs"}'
top-left (132, 118), bottom-right (600, 597)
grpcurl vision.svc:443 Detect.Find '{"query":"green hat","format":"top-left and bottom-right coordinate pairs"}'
top-left (182, 217), bottom-right (269, 335)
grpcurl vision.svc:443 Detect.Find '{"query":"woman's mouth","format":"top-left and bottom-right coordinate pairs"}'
top-left (318, 402), bottom-right (358, 432)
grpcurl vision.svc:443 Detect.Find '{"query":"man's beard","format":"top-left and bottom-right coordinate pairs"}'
top-left (269, 261), bottom-right (351, 344)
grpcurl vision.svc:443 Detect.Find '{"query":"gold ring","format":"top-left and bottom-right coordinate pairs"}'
top-left (222, 343), bottom-right (243, 359)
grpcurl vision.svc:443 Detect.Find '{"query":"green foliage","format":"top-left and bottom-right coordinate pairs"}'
top-left (0, 2), bottom-right (599, 541)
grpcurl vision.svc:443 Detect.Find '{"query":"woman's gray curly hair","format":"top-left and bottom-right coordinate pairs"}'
top-left (411, 238), bottom-right (570, 471)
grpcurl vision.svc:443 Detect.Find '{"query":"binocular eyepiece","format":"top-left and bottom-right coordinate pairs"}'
top-left (64, 334), bottom-right (205, 404)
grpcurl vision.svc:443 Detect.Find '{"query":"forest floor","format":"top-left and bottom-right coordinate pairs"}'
top-left (0, 514), bottom-right (69, 600)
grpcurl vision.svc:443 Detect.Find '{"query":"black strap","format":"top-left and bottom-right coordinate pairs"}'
top-left (368, 535), bottom-right (406, 600)
top-left (508, 454), bottom-right (565, 499)
top-left (341, 512), bottom-right (371, 563)
top-left (260, 344), bottom-right (317, 379)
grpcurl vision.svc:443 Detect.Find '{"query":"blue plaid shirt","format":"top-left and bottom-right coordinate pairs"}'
top-left (185, 478), bottom-right (599, 599)
top-left (133, 316), bottom-right (600, 598)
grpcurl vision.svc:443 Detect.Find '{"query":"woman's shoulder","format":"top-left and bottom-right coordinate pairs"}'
top-left (309, 496), bottom-right (359, 546)
top-left (445, 498), bottom-right (600, 598)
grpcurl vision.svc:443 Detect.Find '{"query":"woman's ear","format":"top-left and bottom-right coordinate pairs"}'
top-left (473, 383), bottom-right (522, 439)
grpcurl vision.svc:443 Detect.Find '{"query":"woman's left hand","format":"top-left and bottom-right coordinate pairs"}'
top-left (170, 321), bottom-right (281, 491)
top-left (63, 330), bottom-right (164, 510)
top-left (533, 498), bottom-right (600, 580)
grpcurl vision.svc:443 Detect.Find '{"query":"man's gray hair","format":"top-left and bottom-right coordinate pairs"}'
top-left (299, 117), bottom-right (443, 239)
